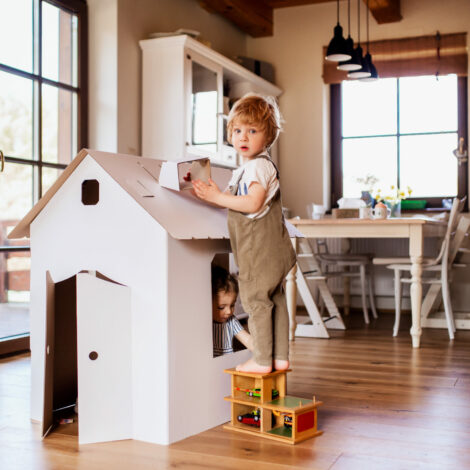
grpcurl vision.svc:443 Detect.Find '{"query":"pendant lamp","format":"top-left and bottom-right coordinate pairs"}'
top-left (325, 0), bottom-right (351, 62)
top-left (360, 0), bottom-right (379, 81)
top-left (347, 0), bottom-right (371, 79)
top-left (337, 0), bottom-right (361, 71)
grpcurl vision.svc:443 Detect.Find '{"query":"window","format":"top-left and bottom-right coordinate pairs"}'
top-left (331, 75), bottom-right (468, 208)
top-left (0, 0), bottom-right (87, 354)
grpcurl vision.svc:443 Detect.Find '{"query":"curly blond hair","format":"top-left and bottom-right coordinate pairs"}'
top-left (227, 93), bottom-right (283, 149)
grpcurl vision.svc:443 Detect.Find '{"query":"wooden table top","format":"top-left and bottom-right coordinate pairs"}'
top-left (288, 216), bottom-right (444, 226)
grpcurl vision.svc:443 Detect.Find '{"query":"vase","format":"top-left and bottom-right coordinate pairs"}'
top-left (385, 201), bottom-right (401, 218)
top-left (361, 191), bottom-right (374, 207)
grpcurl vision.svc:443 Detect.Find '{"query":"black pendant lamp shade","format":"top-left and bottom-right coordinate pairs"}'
top-left (338, 37), bottom-right (361, 70)
top-left (337, 0), bottom-right (361, 71)
top-left (325, 0), bottom-right (351, 62)
top-left (347, 45), bottom-right (371, 78)
top-left (360, 52), bottom-right (379, 81)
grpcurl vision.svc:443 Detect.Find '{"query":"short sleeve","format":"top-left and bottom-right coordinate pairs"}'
top-left (230, 316), bottom-right (244, 336)
top-left (242, 159), bottom-right (277, 191)
top-left (228, 167), bottom-right (243, 189)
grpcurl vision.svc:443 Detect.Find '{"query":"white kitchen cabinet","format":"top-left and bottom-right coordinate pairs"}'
top-left (140, 35), bottom-right (282, 167)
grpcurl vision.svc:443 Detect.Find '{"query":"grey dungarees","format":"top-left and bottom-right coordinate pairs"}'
top-left (228, 156), bottom-right (296, 366)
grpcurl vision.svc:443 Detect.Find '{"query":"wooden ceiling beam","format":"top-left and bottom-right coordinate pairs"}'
top-left (199, 0), bottom-right (273, 38)
top-left (199, 0), bottom-right (401, 38)
top-left (267, 0), bottom-right (402, 23)
top-left (365, 0), bottom-right (402, 24)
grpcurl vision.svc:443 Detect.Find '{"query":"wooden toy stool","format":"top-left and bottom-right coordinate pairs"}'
top-left (223, 368), bottom-right (322, 444)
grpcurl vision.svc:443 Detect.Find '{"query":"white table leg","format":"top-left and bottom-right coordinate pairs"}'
top-left (286, 238), bottom-right (298, 341)
top-left (409, 225), bottom-right (424, 348)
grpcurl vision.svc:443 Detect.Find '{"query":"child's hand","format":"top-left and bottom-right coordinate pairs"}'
top-left (192, 178), bottom-right (221, 204)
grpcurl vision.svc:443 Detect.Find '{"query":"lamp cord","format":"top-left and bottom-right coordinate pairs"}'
top-left (337, 0), bottom-right (340, 24)
top-left (357, 0), bottom-right (361, 46)
top-left (348, 0), bottom-right (351, 35)
top-left (366, 0), bottom-right (369, 52)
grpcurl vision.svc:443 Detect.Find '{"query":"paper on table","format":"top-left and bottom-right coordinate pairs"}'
top-left (337, 197), bottom-right (366, 209)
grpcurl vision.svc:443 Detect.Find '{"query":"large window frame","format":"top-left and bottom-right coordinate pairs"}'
top-left (330, 76), bottom-right (468, 210)
top-left (0, 0), bottom-right (87, 356)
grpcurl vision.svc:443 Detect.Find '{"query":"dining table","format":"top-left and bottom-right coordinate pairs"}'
top-left (286, 216), bottom-right (446, 348)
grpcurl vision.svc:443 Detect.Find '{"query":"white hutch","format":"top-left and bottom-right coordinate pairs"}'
top-left (140, 35), bottom-right (282, 168)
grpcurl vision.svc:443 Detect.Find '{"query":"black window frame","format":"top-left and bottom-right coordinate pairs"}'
top-left (0, 0), bottom-right (87, 357)
top-left (330, 76), bottom-right (468, 210)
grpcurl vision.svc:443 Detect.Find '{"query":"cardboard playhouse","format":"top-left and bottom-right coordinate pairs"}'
top-left (9, 149), bottom-right (252, 445)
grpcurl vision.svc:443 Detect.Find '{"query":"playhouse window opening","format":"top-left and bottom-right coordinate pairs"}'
top-left (82, 180), bottom-right (99, 205)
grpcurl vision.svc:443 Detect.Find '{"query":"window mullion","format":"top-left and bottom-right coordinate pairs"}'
top-left (396, 77), bottom-right (400, 192)
top-left (31, 0), bottom-right (40, 204)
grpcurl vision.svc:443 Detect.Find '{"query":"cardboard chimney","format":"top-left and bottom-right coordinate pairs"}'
top-left (159, 156), bottom-right (211, 191)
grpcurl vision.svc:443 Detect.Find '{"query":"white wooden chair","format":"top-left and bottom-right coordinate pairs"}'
top-left (373, 197), bottom-right (468, 338)
top-left (299, 238), bottom-right (377, 324)
top-left (310, 238), bottom-right (378, 324)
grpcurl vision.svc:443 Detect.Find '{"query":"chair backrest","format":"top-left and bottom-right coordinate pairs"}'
top-left (434, 196), bottom-right (466, 264)
top-left (448, 216), bottom-right (470, 265)
top-left (312, 238), bottom-right (328, 255)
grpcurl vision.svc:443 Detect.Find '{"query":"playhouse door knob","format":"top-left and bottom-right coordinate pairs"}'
top-left (89, 351), bottom-right (99, 360)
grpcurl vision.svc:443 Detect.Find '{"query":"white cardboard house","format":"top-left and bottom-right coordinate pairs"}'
top-left (9, 148), bottom-right (252, 445)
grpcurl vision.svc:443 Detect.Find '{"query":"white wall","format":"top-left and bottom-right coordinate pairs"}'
top-left (88, 0), bottom-right (247, 155)
top-left (246, 0), bottom-right (470, 217)
top-left (88, 0), bottom-right (118, 153)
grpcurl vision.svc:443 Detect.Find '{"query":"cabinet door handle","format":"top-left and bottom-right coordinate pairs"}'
top-left (0, 150), bottom-right (4, 172)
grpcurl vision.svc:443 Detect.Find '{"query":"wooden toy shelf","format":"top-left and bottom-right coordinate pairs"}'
top-left (223, 368), bottom-right (322, 445)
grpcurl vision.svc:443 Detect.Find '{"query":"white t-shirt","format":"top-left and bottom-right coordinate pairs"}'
top-left (228, 156), bottom-right (279, 219)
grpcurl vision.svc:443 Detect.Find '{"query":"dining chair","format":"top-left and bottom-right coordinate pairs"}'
top-left (301, 238), bottom-right (378, 324)
top-left (373, 197), bottom-right (468, 338)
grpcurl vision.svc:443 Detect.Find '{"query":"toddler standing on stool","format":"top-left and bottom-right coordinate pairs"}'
top-left (193, 93), bottom-right (296, 373)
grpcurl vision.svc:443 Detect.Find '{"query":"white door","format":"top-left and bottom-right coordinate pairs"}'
top-left (76, 272), bottom-right (132, 444)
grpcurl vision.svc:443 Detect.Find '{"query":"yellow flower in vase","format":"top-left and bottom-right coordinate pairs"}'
top-left (373, 185), bottom-right (412, 218)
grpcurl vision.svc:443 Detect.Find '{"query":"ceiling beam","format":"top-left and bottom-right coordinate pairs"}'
top-left (199, 0), bottom-right (401, 38)
top-left (266, 0), bottom-right (402, 23)
top-left (366, 0), bottom-right (402, 24)
top-left (199, 0), bottom-right (273, 38)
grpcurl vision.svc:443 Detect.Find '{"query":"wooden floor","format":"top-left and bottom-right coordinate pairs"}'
top-left (1, 312), bottom-right (470, 470)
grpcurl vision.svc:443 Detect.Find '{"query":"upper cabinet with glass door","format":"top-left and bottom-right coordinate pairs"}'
top-left (140, 35), bottom-right (282, 168)
top-left (187, 53), bottom-right (222, 159)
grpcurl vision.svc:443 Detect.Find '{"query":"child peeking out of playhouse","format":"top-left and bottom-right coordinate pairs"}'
top-left (212, 265), bottom-right (252, 357)
top-left (193, 93), bottom-right (296, 374)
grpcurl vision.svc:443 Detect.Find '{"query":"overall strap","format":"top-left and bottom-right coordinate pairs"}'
top-left (254, 154), bottom-right (280, 180)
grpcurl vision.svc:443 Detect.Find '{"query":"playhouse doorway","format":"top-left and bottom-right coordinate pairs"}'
top-left (43, 271), bottom-right (132, 444)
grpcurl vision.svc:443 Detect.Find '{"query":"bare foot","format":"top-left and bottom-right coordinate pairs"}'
top-left (274, 359), bottom-right (289, 371)
top-left (236, 357), bottom-right (272, 374)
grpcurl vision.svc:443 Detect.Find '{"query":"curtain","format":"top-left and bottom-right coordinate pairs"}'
top-left (323, 32), bottom-right (468, 84)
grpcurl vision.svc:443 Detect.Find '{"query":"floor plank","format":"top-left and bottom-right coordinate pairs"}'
top-left (1, 312), bottom-right (470, 469)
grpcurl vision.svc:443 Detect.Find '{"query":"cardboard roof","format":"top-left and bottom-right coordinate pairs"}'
top-left (9, 149), bottom-right (232, 240)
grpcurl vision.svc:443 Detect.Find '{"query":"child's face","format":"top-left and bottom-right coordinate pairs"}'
top-left (212, 289), bottom-right (237, 323)
top-left (231, 121), bottom-right (268, 160)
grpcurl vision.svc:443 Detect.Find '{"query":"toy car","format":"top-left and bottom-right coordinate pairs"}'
top-left (237, 409), bottom-right (260, 427)
top-left (273, 409), bottom-right (293, 427)
top-left (283, 415), bottom-right (292, 427)
top-left (236, 387), bottom-right (279, 399)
